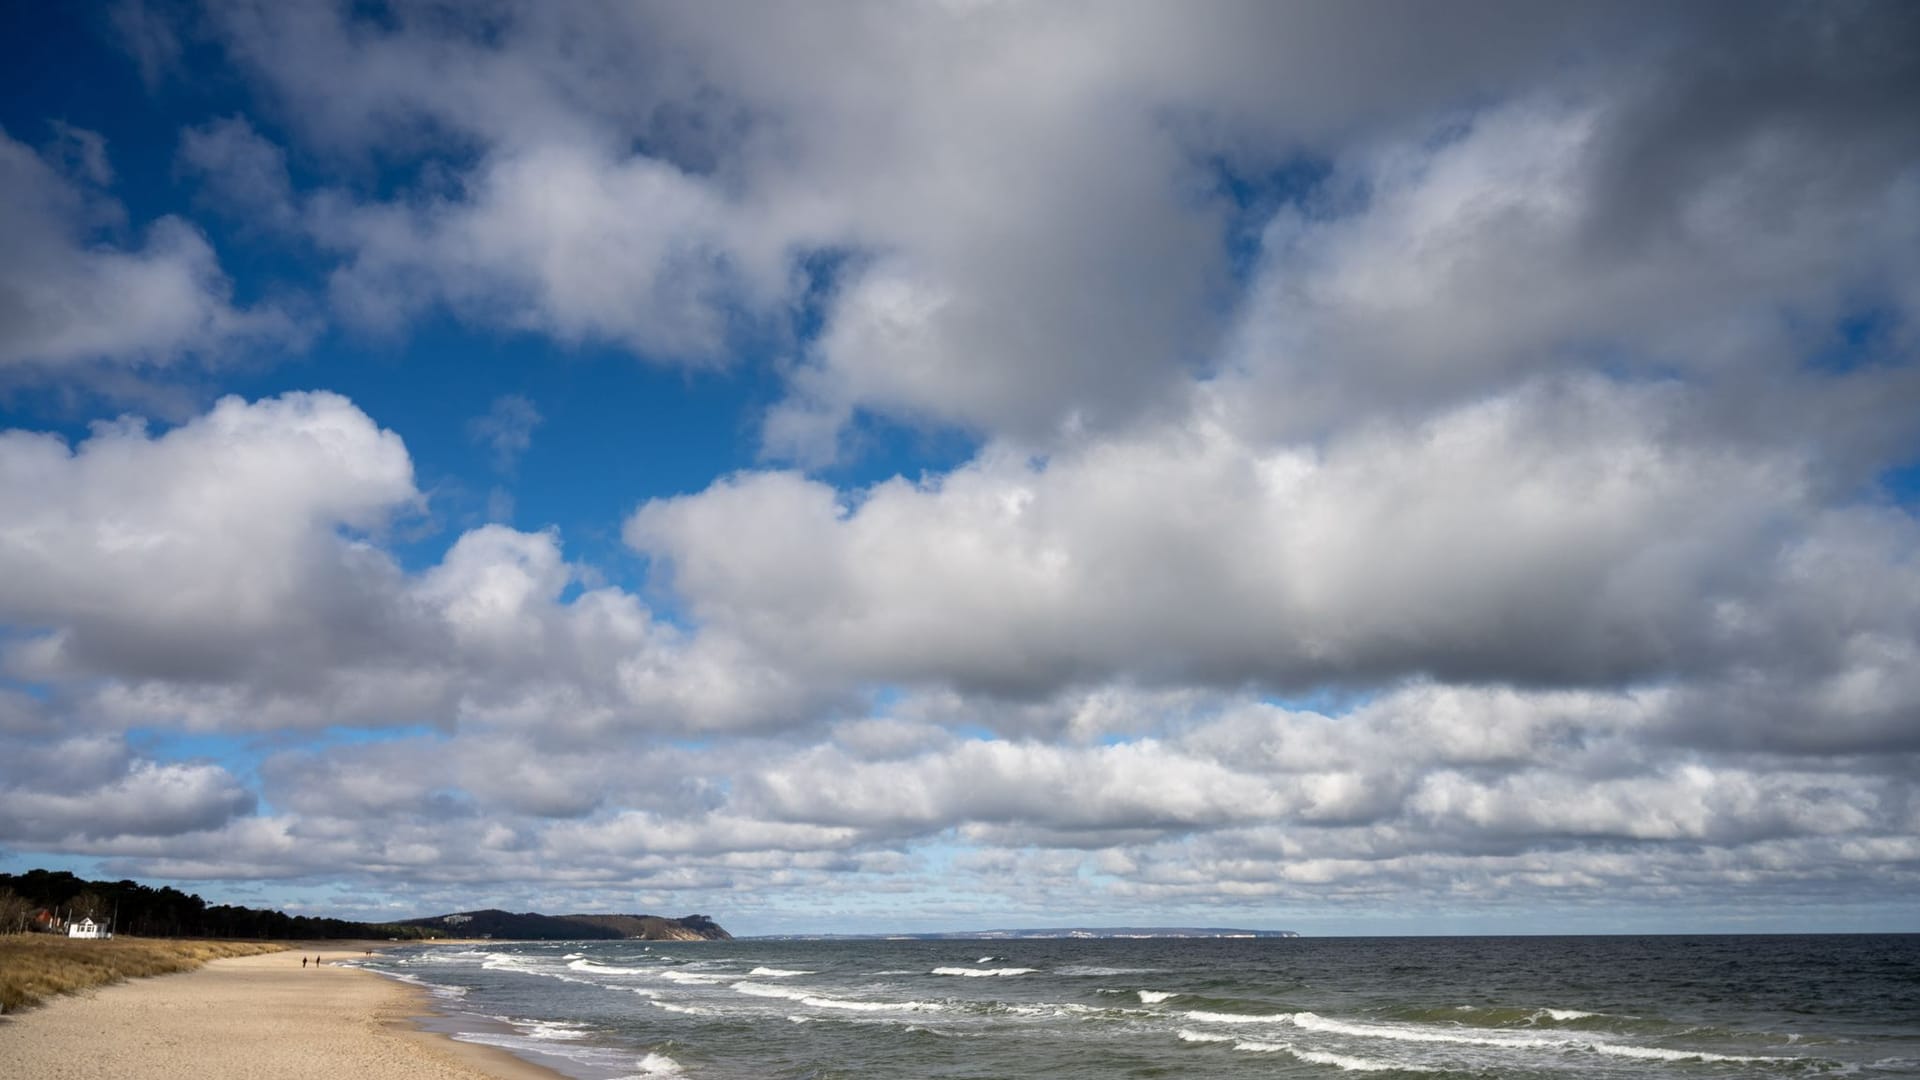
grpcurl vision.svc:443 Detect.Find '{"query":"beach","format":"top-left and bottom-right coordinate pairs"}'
top-left (0, 944), bottom-right (559, 1080)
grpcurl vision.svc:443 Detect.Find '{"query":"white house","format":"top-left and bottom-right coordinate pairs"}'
top-left (67, 917), bottom-right (110, 939)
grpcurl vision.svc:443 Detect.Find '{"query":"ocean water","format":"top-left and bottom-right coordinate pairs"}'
top-left (349, 935), bottom-right (1920, 1078)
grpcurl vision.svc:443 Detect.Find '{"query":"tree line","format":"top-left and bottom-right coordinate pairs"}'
top-left (0, 869), bottom-right (446, 940)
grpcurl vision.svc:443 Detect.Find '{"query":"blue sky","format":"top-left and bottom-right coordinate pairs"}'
top-left (2, 1), bottom-right (1918, 936)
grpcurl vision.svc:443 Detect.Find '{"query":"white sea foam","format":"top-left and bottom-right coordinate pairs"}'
top-left (977, 956), bottom-right (999, 964)
top-left (1055, 965), bottom-right (1156, 976)
top-left (510, 1018), bottom-right (592, 1041)
top-left (657, 970), bottom-right (725, 985)
top-left (1285, 1010), bottom-right (1786, 1065)
top-left (649, 999), bottom-right (717, 1016)
top-left (1182, 1031), bottom-right (1420, 1073)
top-left (1137, 990), bottom-right (1178, 1004)
top-left (730, 980), bottom-right (943, 1013)
top-left (1002, 1002), bottom-right (1100, 1018)
top-left (732, 981), bottom-right (814, 1002)
top-left (1539, 1008), bottom-right (1598, 1021)
top-left (932, 966), bottom-right (1036, 977)
top-left (1256, 1043), bottom-right (1415, 1072)
top-left (366, 968), bottom-right (469, 998)
top-left (748, 966), bottom-right (813, 977)
top-left (569, 959), bottom-right (648, 975)
top-left (1289, 1010), bottom-right (1558, 1049)
top-left (628, 987), bottom-right (660, 998)
top-left (1184, 1010), bottom-right (1292, 1024)
top-left (816, 997), bottom-right (945, 1013)
top-left (625, 1051), bottom-right (684, 1077)
top-left (479, 953), bottom-right (590, 983)
top-left (1592, 1043), bottom-right (1787, 1064)
top-left (562, 952), bottom-right (585, 960)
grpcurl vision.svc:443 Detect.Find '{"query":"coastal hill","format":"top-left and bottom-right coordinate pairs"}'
top-left (402, 909), bottom-right (731, 941)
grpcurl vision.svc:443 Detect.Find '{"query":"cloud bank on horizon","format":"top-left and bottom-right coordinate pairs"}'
top-left (1, 0), bottom-right (1917, 933)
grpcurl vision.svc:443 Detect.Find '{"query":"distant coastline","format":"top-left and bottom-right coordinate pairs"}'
top-left (754, 926), bottom-right (1300, 940)
top-left (402, 908), bottom-right (732, 941)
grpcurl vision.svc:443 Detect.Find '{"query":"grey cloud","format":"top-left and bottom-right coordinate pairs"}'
top-left (1583, 2), bottom-right (1920, 250)
top-left (0, 737), bottom-right (254, 842)
top-left (180, 1), bottom-right (1720, 453)
top-left (0, 127), bottom-right (296, 371)
top-left (631, 378), bottom-right (1879, 698)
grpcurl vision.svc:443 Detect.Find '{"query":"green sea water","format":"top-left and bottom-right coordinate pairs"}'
top-left (354, 934), bottom-right (1920, 1078)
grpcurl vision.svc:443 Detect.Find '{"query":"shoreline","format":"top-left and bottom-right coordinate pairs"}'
top-left (0, 941), bottom-right (565, 1080)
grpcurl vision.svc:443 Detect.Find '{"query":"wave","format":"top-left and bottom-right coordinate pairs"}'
top-left (649, 999), bottom-right (717, 1016)
top-left (1054, 965), bottom-right (1157, 977)
top-left (657, 970), bottom-right (725, 985)
top-left (480, 953), bottom-right (594, 985)
top-left (504, 1017), bottom-right (592, 1042)
top-left (1137, 990), bottom-right (1178, 1004)
top-left (1290, 1010), bottom-right (1562, 1049)
top-left (1235, 1040), bottom-right (1416, 1073)
top-left (362, 968), bottom-right (469, 999)
top-left (452, 1029), bottom-right (644, 1076)
top-left (1181, 1028), bottom-right (1419, 1072)
top-left (1182, 1029), bottom-right (1418, 1072)
top-left (627, 1051), bottom-right (684, 1077)
top-left (1593, 1043), bottom-right (1792, 1064)
top-left (1284, 1010), bottom-right (1806, 1066)
top-left (569, 958), bottom-right (649, 975)
top-left (1183, 1009), bottom-right (1292, 1024)
top-left (931, 966), bottom-right (1036, 977)
top-left (998, 1002), bottom-right (1102, 1018)
top-left (748, 966), bottom-right (813, 977)
top-left (730, 980), bottom-right (944, 1013)
top-left (731, 981), bottom-right (815, 1002)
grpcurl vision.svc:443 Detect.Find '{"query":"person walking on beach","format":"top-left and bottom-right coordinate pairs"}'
top-left (302, 956), bottom-right (308, 968)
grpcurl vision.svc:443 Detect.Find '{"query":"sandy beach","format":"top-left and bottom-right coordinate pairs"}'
top-left (0, 944), bottom-right (560, 1080)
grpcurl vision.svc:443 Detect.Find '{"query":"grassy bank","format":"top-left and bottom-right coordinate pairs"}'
top-left (0, 935), bottom-right (286, 1014)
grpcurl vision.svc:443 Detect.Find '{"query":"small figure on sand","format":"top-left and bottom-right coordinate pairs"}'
top-left (302, 956), bottom-right (308, 968)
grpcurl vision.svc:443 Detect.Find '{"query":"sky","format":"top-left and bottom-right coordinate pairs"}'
top-left (1, 1), bottom-right (1918, 937)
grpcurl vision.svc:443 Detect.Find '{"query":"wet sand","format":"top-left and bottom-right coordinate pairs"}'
top-left (0, 944), bottom-right (561, 1080)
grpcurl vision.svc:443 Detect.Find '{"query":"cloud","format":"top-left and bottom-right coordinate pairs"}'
top-left (630, 378), bottom-right (1830, 695)
top-left (185, 1), bottom-right (1670, 456)
top-left (467, 394), bottom-right (543, 473)
top-left (0, 734), bottom-right (254, 842)
top-left (316, 141), bottom-right (757, 357)
top-left (1223, 92), bottom-right (1920, 447)
top-left (176, 115), bottom-right (299, 232)
top-left (0, 392), bottom-right (845, 737)
top-left (0, 392), bottom-right (417, 684)
top-left (0, 126), bottom-right (295, 372)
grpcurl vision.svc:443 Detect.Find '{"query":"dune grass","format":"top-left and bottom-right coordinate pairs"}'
top-left (0, 935), bottom-right (286, 1014)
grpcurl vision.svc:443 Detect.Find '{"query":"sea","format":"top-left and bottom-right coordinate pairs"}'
top-left (346, 934), bottom-right (1920, 1079)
